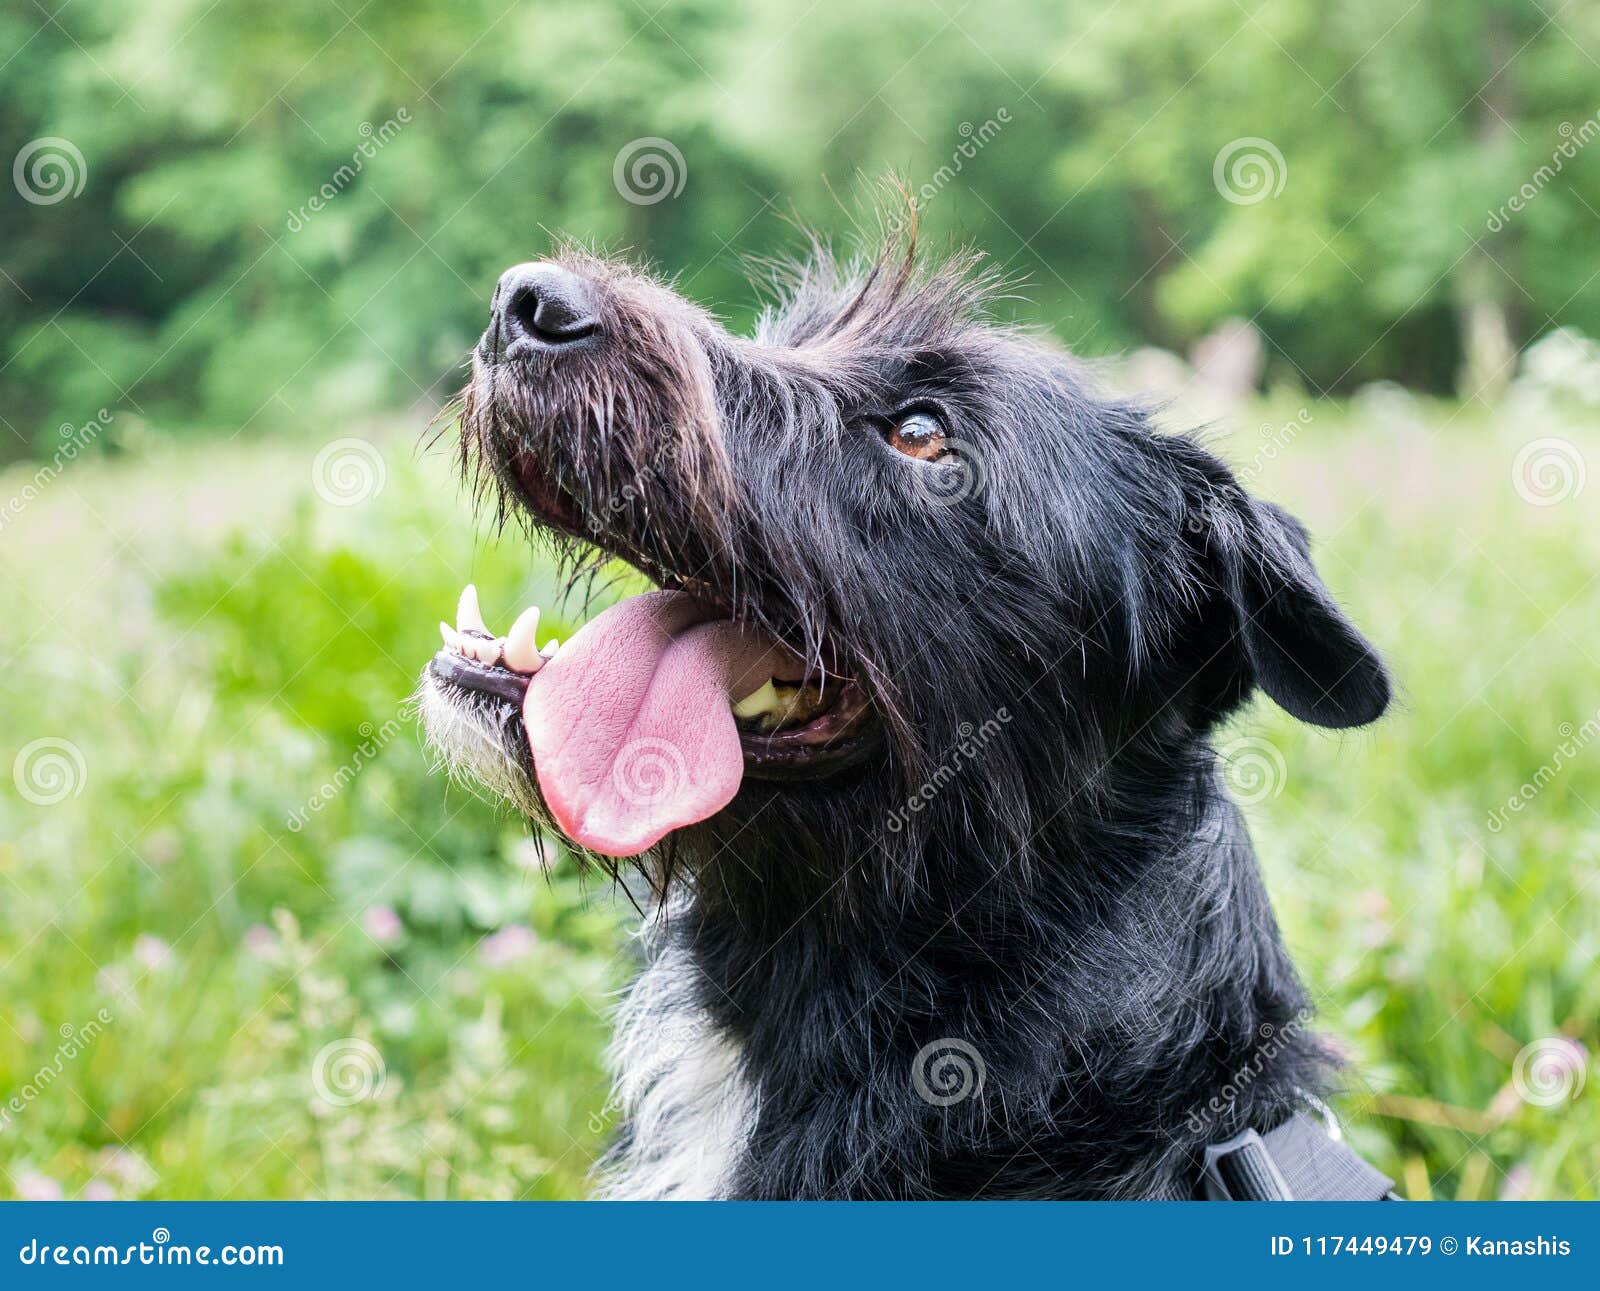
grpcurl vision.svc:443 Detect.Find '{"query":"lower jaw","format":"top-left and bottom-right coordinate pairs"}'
top-left (425, 652), bottom-right (881, 780)
top-left (429, 650), bottom-right (531, 706)
top-left (737, 678), bottom-right (882, 779)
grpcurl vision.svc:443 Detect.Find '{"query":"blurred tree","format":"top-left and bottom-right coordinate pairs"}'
top-left (3, 0), bottom-right (1600, 458)
top-left (1037, 0), bottom-right (1600, 394)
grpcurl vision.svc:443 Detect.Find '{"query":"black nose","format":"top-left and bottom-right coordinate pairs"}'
top-left (492, 263), bottom-right (599, 347)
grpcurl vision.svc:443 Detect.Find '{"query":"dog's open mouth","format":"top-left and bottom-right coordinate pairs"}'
top-left (431, 586), bottom-right (872, 758)
top-left (426, 570), bottom-right (875, 855)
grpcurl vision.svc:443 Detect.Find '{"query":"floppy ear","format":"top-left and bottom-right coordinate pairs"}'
top-left (1203, 491), bottom-right (1390, 729)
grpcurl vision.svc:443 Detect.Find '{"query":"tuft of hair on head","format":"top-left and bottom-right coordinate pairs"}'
top-left (750, 186), bottom-right (1007, 354)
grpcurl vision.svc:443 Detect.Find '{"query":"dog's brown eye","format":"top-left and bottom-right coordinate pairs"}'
top-left (884, 411), bottom-right (948, 461)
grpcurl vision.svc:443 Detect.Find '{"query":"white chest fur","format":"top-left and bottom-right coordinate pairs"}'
top-left (594, 941), bottom-right (754, 1200)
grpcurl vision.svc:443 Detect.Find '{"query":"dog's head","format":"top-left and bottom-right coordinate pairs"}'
top-left (419, 237), bottom-right (1388, 889)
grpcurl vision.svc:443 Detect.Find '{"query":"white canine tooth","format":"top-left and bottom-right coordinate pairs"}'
top-left (456, 584), bottom-right (489, 635)
top-left (503, 605), bottom-right (544, 673)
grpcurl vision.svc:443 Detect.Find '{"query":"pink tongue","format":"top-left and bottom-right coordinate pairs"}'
top-left (523, 590), bottom-right (784, 856)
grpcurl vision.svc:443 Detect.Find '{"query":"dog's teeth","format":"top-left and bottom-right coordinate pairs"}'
top-left (503, 605), bottom-right (544, 673)
top-left (465, 636), bottom-right (503, 665)
top-left (540, 638), bottom-right (560, 660)
top-left (439, 621), bottom-right (462, 650)
top-left (456, 584), bottom-right (490, 635)
top-left (732, 678), bottom-right (782, 719)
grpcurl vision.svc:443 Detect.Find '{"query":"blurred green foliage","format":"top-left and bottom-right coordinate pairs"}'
top-left (6, 0), bottom-right (1600, 456)
top-left (1, 393), bottom-right (1597, 1198)
top-left (0, 438), bottom-right (632, 1198)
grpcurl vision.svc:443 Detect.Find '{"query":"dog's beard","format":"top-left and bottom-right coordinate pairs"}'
top-left (414, 670), bottom-right (546, 823)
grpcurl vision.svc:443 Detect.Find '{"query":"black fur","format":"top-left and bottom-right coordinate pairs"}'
top-left (438, 227), bottom-right (1391, 1199)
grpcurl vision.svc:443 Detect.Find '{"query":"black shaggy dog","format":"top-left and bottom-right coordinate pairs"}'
top-left (417, 230), bottom-right (1393, 1200)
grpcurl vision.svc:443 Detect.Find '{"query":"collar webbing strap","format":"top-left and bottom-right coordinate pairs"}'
top-left (1200, 1114), bottom-right (1397, 1201)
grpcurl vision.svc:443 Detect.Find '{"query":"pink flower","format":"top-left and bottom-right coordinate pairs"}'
top-left (132, 934), bottom-right (172, 971)
top-left (16, 1172), bottom-right (63, 1201)
top-left (141, 828), bottom-right (180, 866)
top-left (362, 905), bottom-right (403, 945)
top-left (82, 1181), bottom-right (115, 1201)
top-left (242, 924), bottom-right (277, 958)
top-left (93, 1147), bottom-right (155, 1193)
top-left (1500, 1163), bottom-right (1533, 1200)
top-left (478, 924), bottom-right (536, 967)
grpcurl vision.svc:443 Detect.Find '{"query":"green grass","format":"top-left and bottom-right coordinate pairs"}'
top-left (1, 401), bottom-right (1596, 1199)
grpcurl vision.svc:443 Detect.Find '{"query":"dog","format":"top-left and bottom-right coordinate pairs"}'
top-left (417, 232), bottom-right (1392, 1200)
